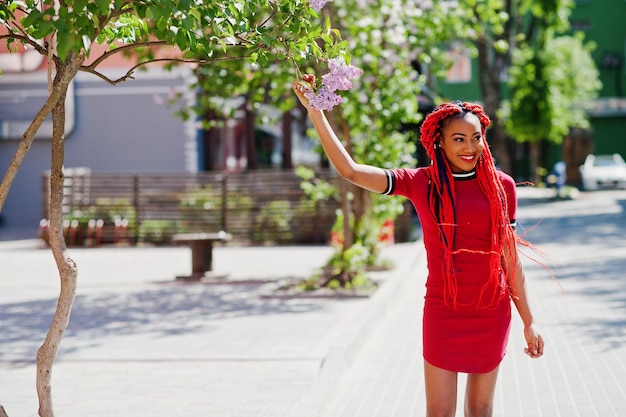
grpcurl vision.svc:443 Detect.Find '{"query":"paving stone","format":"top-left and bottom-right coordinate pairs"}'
top-left (1, 188), bottom-right (625, 417)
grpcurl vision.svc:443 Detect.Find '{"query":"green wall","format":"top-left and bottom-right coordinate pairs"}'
top-left (589, 117), bottom-right (626, 157)
top-left (570, 0), bottom-right (626, 98)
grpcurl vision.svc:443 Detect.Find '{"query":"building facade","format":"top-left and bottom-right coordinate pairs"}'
top-left (0, 45), bottom-right (197, 231)
top-left (570, 0), bottom-right (626, 156)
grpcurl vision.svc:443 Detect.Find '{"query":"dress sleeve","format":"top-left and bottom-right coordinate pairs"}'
top-left (381, 169), bottom-right (396, 195)
top-left (380, 167), bottom-right (427, 198)
top-left (498, 171), bottom-right (517, 229)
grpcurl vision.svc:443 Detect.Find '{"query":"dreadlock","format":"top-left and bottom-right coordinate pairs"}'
top-left (419, 101), bottom-right (519, 309)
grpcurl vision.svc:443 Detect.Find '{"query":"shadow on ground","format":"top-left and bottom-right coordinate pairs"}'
top-left (0, 280), bottom-right (335, 365)
top-left (519, 197), bottom-right (626, 351)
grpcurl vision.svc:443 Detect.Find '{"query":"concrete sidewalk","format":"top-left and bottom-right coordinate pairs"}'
top-left (315, 190), bottom-right (626, 417)
top-left (1, 188), bottom-right (625, 417)
top-left (0, 239), bottom-right (422, 417)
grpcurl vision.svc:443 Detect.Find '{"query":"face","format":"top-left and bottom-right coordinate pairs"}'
top-left (439, 112), bottom-right (485, 173)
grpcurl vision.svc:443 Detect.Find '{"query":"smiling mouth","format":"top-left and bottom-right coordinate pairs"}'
top-left (460, 155), bottom-right (476, 162)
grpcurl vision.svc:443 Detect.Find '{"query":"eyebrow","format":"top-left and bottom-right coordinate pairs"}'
top-left (450, 131), bottom-right (481, 137)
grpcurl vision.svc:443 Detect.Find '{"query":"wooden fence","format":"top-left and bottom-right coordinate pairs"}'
top-left (41, 169), bottom-right (343, 246)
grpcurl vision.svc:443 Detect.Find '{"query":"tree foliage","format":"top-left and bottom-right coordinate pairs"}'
top-left (0, 1), bottom-right (344, 416)
top-left (322, 0), bottom-right (430, 274)
top-left (502, 0), bottom-right (601, 183)
top-left (414, 0), bottom-right (519, 171)
top-left (187, 0), bottom-right (459, 287)
top-left (506, 34), bottom-right (601, 144)
top-left (414, 0), bottom-right (594, 175)
top-left (0, 0), bottom-right (341, 84)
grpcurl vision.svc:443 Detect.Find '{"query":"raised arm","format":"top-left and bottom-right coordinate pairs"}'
top-left (293, 75), bottom-right (388, 194)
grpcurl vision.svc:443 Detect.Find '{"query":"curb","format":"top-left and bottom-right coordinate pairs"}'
top-left (287, 241), bottom-right (426, 417)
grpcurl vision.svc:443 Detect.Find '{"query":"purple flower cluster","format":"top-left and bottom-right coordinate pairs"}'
top-left (305, 86), bottom-right (343, 111)
top-left (305, 58), bottom-right (363, 111)
top-left (322, 58), bottom-right (363, 91)
top-left (308, 0), bottom-right (331, 12)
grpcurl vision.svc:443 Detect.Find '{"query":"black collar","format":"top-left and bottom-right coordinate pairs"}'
top-left (452, 170), bottom-right (476, 180)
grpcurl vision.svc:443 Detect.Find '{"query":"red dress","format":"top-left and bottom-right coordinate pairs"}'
top-left (384, 167), bottom-right (517, 373)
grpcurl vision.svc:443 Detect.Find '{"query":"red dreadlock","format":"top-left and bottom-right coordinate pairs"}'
top-left (419, 101), bottom-right (519, 309)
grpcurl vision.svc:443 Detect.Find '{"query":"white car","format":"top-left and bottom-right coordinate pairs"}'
top-left (579, 153), bottom-right (626, 190)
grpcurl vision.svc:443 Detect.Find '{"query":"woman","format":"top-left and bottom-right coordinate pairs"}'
top-left (293, 74), bottom-right (544, 417)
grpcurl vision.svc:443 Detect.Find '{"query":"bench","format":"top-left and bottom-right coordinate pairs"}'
top-left (171, 231), bottom-right (232, 280)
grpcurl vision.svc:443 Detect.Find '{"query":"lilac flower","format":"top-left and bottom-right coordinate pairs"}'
top-left (306, 58), bottom-right (364, 111)
top-left (308, 0), bottom-right (331, 12)
top-left (321, 58), bottom-right (364, 91)
top-left (305, 86), bottom-right (343, 112)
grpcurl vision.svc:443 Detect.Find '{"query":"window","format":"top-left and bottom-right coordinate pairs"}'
top-left (445, 43), bottom-right (472, 83)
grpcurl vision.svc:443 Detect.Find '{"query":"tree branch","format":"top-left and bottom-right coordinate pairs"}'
top-left (0, 53), bottom-right (83, 213)
top-left (81, 40), bottom-right (170, 70)
top-left (81, 54), bottom-right (256, 85)
top-left (0, 30), bottom-right (48, 56)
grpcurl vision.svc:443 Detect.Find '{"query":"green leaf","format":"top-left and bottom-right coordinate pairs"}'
top-left (30, 18), bottom-right (54, 38)
top-left (21, 8), bottom-right (42, 28)
top-left (56, 31), bottom-right (77, 62)
top-left (95, 0), bottom-right (110, 14)
top-left (73, 0), bottom-right (89, 11)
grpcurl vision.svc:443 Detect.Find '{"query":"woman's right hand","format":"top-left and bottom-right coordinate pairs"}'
top-left (293, 74), bottom-right (316, 111)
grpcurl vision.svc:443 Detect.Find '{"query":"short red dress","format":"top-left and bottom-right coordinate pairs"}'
top-left (383, 167), bottom-right (517, 373)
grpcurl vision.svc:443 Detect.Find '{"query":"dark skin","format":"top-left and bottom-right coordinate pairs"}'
top-left (294, 75), bottom-right (543, 417)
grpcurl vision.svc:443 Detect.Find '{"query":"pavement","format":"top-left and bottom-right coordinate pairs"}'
top-left (0, 186), bottom-right (625, 417)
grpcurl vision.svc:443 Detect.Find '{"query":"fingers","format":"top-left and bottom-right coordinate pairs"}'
top-left (536, 335), bottom-right (544, 356)
top-left (293, 75), bottom-right (316, 110)
top-left (522, 324), bottom-right (544, 359)
top-left (524, 335), bottom-right (544, 358)
top-left (294, 81), bottom-right (311, 94)
top-left (293, 74), bottom-right (315, 94)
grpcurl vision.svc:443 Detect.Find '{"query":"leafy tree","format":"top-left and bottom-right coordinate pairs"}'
top-left (420, 0), bottom-right (578, 175)
top-left (189, 0), bottom-right (457, 288)
top-left (0, 1), bottom-right (341, 415)
top-left (415, 0), bottom-right (518, 171)
top-left (506, 33), bottom-right (601, 183)
top-left (318, 0), bottom-right (431, 284)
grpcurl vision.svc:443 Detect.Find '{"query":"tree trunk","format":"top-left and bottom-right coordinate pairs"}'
top-left (339, 178), bottom-right (353, 249)
top-left (35, 58), bottom-right (81, 417)
top-left (529, 141), bottom-right (542, 185)
top-left (281, 111), bottom-right (292, 169)
top-left (351, 184), bottom-right (370, 239)
top-left (475, 36), bottom-right (512, 174)
top-left (0, 55), bottom-right (82, 212)
top-left (244, 102), bottom-right (257, 170)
